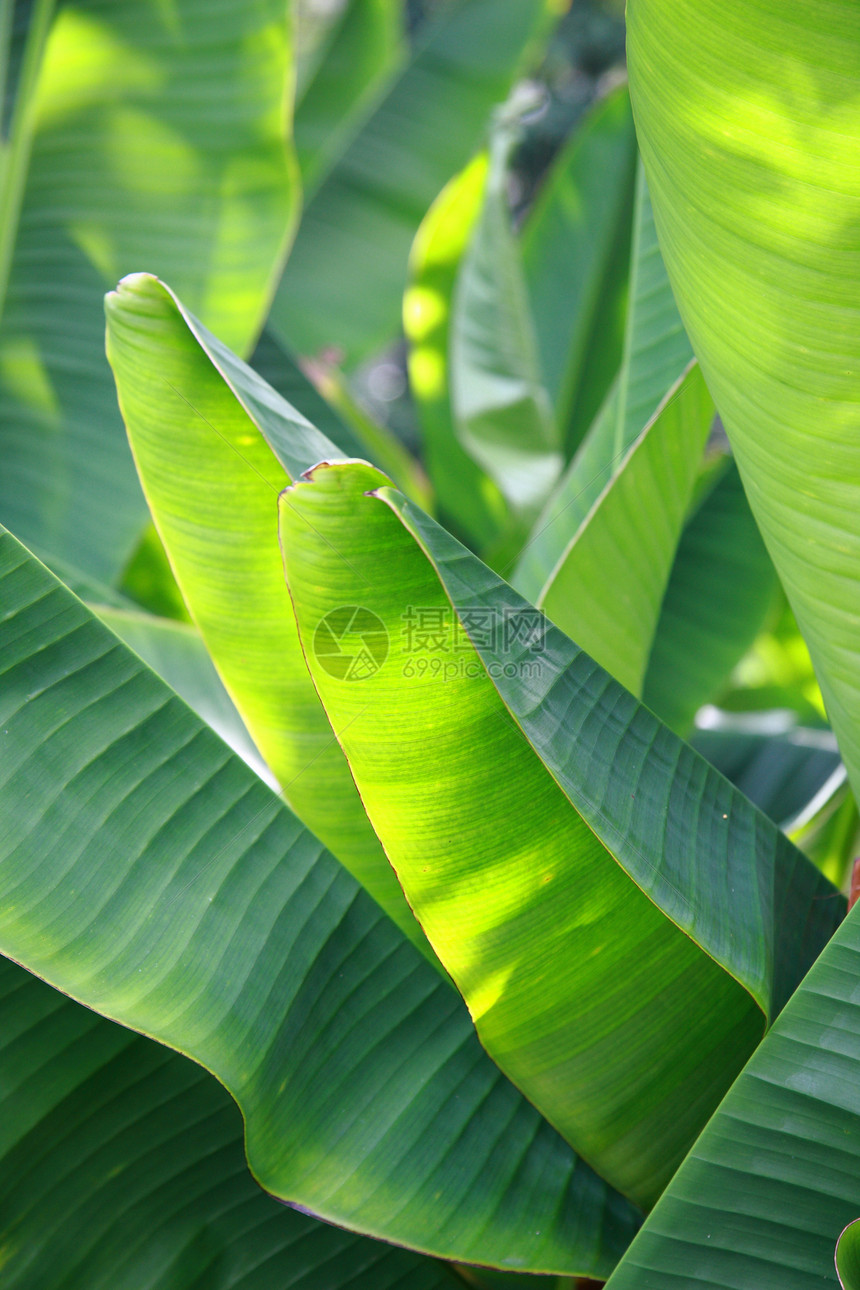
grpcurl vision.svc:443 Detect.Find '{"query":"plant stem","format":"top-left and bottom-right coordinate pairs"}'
top-left (0, 0), bottom-right (56, 328)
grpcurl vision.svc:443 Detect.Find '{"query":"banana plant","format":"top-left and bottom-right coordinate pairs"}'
top-left (2, 2), bottom-right (860, 1287)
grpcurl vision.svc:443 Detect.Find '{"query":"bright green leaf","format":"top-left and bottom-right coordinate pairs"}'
top-left (105, 272), bottom-right (427, 956)
top-left (536, 362), bottom-right (714, 695)
top-left (405, 149), bottom-right (508, 550)
top-left (514, 165), bottom-right (693, 603)
top-left (279, 460), bottom-right (841, 1209)
top-left (0, 523), bottom-right (639, 1276)
top-left (838, 1220), bottom-right (860, 1290)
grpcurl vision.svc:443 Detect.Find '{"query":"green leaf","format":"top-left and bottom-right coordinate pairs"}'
top-left (789, 774), bottom-right (859, 892)
top-left (294, 0), bottom-right (403, 196)
top-left (604, 904), bottom-right (860, 1290)
top-left (514, 165), bottom-right (693, 604)
top-left (450, 109), bottom-right (562, 516)
top-left (642, 458), bottom-right (778, 735)
top-left (691, 712), bottom-right (842, 832)
top-left (405, 150), bottom-right (508, 550)
top-left (105, 272), bottom-right (427, 956)
top-left (278, 460), bottom-right (841, 1209)
top-left (0, 955), bottom-right (465, 1290)
top-left (93, 605), bottom-right (272, 787)
top-left (521, 85), bottom-right (637, 457)
top-left (627, 0), bottom-right (860, 797)
top-left (0, 0), bottom-right (298, 582)
top-left (535, 362), bottom-right (715, 695)
top-left (838, 1220), bottom-right (860, 1290)
top-left (118, 522), bottom-right (192, 624)
top-left (0, 523), bottom-right (639, 1276)
top-left (725, 604), bottom-right (827, 726)
top-left (270, 0), bottom-right (551, 367)
top-left (610, 164), bottom-right (694, 459)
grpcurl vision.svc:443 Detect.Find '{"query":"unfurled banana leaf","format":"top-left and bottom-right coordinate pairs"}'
top-left (603, 902), bottom-right (860, 1290)
top-left (270, 0), bottom-right (551, 367)
top-left (105, 273), bottom-right (425, 954)
top-left (279, 459), bottom-right (842, 1209)
top-left (0, 523), bottom-right (639, 1276)
top-left (0, 955), bottom-right (466, 1290)
top-left (627, 0), bottom-right (860, 798)
top-left (0, 0), bottom-right (297, 583)
top-left (521, 85), bottom-right (637, 457)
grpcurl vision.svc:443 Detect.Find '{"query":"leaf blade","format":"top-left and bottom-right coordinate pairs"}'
top-left (278, 461), bottom-right (841, 1208)
top-left (627, 0), bottom-right (860, 798)
top-left (0, 956), bottom-right (466, 1290)
top-left (0, 0), bottom-right (298, 580)
top-left (0, 522), bottom-right (639, 1275)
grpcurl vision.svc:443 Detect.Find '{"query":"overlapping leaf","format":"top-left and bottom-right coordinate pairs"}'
top-left (534, 362), bottom-right (714, 695)
top-left (0, 523), bottom-right (639, 1276)
top-left (279, 459), bottom-right (841, 1209)
top-left (628, 0), bottom-right (860, 796)
top-left (105, 273), bottom-right (424, 952)
top-left (0, 0), bottom-right (297, 581)
top-left (404, 151), bottom-right (507, 549)
top-left (643, 458), bottom-right (778, 734)
top-left (0, 956), bottom-right (465, 1290)
top-left (604, 903), bottom-right (860, 1290)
